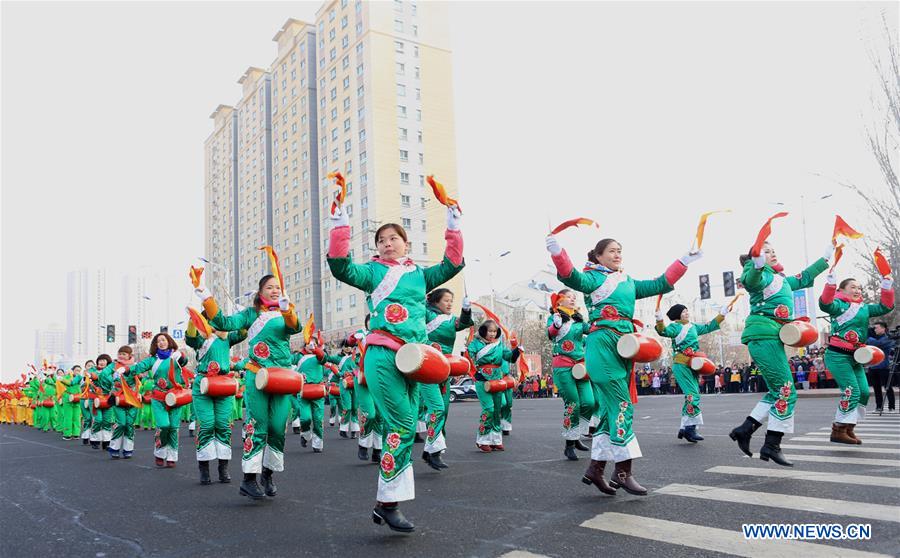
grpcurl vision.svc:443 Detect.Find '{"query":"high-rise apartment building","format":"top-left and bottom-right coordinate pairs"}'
top-left (65, 269), bottom-right (91, 363)
top-left (204, 2), bottom-right (462, 342)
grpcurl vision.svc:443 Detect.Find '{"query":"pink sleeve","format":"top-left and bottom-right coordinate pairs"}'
top-left (882, 287), bottom-right (895, 309)
top-left (328, 225), bottom-right (351, 258)
top-left (820, 283), bottom-right (836, 305)
top-left (548, 323), bottom-right (560, 337)
top-left (552, 249), bottom-right (574, 278)
top-left (664, 260), bottom-right (688, 285)
top-left (444, 229), bottom-right (463, 266)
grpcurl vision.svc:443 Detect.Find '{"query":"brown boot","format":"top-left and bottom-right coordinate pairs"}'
top-left (830, 423), bottom-right (856, 444)
top-left (845, 423), bottom-right (862, 445)
top-left (581, 460), bottom-right (616, 495)
top-left (609, 459), bottom-right (647, 496)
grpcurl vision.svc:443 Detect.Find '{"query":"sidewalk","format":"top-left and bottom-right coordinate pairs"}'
top-left (796, 387), bottom-right (876, 399)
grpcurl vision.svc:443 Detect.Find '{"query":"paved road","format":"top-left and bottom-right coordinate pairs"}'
top-left (1, 394), bottom-right (898, 557)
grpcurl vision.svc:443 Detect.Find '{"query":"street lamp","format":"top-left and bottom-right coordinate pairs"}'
top-left (474, 250), bottom-right (512, 311)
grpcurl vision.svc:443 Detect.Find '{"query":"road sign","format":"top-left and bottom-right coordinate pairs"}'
top-left (172, 329), bottom-right (183, 339)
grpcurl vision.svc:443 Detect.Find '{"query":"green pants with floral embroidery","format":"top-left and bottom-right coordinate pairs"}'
top-left (420, 381), bottom-right (450, 454)
top-left (553, 367), bottom-right (595, 439)
top-left (364, 345), bottom-right (416, 502)
top-left (747, 339), bottom-right (796, 433)
top-left (825, 350), bottom-right (869, 424)
top-left (241, 371), bottom-right (292, 473)
top-left (672, 363), bottom-right (702, 428)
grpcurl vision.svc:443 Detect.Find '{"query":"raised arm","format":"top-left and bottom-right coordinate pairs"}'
top-left (326, 216), bottom-right (375, 292)
top-left (634, 252), bottom-right (698, 300)
top-left (867, 277), bottom-right (895, 317)
top-left (423, 207), bottom-right (465, 291)
top-left (546, 236), bottom-right (595, 293)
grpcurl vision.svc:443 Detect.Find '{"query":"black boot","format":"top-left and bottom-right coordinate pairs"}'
top-left (217, 460), bottom-right (231, 483)
top-left (428, 451), bottom-right (449, 470)
top-left (729, 416), bottom-right (762, 457)
top-left (293, 426), bottom-right (301, 435)
top-left (82, 438), bottom-right (89, 445)
top-left (683, 425), bottom-right (703, 443)
top-left (358, 446), bottom-right (369, 461)
top-left (371, 448), bottom-right (382, 463)
top-left (261, 467), bottom-right (277, 496)
top-left (90, 441), bottom-right (100, 450)
top-left (300, 435), bottom-right (308, 448)
top-left (574, 439), bottom-right (590, 451)
top-left (240, 473), bottom-right (265, 499)
top-left (373, 503), bottom-right (415, 533)
top-left (759, 431), bottom-right (793, 467)
top-left (101, 441), bottom-right (110, 450)
top-left (340, 430), bottom-right (349, 439)
top-left (199, 461), bottom-right (212, 485)
top-left (564, 440), bottom-right (578, 461)
top-left (414, 432), bottom-right (425, 443)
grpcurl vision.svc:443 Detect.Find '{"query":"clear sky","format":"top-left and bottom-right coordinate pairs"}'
top-left (2, 1), bottom-right (897, 379)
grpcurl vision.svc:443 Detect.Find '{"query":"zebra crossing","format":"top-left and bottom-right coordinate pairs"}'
top-left (571, 412), bottom-right (900, 557)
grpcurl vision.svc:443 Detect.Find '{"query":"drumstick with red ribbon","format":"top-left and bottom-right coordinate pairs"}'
top-left (327, 171), bottom-right (347, 216)
top-left (426, 175), bottom-right (461, 212)
top-left (258, 245), bottom-right (285, 292)
top-left (550, 217), bottom-right (599, 235)
top-left (749, 212), bottom-right (789, 257)
top-left (874, 248), bottom-right (892, 277)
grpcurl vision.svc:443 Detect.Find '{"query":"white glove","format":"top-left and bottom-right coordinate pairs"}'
top-left (446, 205), bottom-right (461, 231)
top-left (353, 332), bottom-right (365, 341)
top-left (752, 254), bottom-right (766, 269)
top-left (719, 304), bottom-right (731, 316)
top-left (882, 277), bottom-right (894, 290)
top-left (462, 296), bottom-right (471, 310)
top-left (552, 314), bottom-right (563, 328)
top-left (113, 369), bottom-right (124, 380)
top-left (194, 287), bottom-right (213, 301)
top-left (330, 205), bottom-right (349, 228)
top-left (170, 351), bottom-right (182, 362)
top-left (278, 295), bottom-right (291, 312)
top-left (545, 235), bottom-right (562, 256)
top-left (655, 310), bottom-right (665, 322)
top-left (823, 244), bottom-right (835, 261)
top-left (825, 273), bottom-right (837, 285)
top-left (678, 250), bottom-right (703, 266)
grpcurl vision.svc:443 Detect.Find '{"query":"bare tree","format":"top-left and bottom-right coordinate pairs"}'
top-left (838, 13), bottom-right (899, 325)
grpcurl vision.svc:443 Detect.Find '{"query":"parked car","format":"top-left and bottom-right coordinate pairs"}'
top-left (449, 377), bottom-right (477, 402)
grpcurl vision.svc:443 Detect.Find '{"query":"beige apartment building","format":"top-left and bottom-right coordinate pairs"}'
top-left (204, 1), bottom-right (463, 344)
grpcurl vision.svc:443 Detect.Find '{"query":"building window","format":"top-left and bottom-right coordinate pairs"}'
top-left (422, 242), bottom-right (427, 254)
top-left (344, 139), bottom-right (352, 153)
top-left (402, 218), bottom-right (411, 228)
top-left (397, 105), bottom-right (407, 117)
top-left (394, 41), bottom-right (404, 53)
top-left (394, 19), bottom-right (403, 32)
top-left (396, 84), bottom-right (406, 96)
top-left (421, 219), bottom-right (427, 232)
top-left (399, 149), bottom-right (408, 162)
top-left (396, 62), bottom-right (405, 75)
top-left (401, 195), bottom-right (410, 207)
top-left (344, 118), bottom-right (351, 131)
top-left (343, 76), bottom-right (350, 89)
top-left (399, 127), bottom-right (408, 140)
top-left (400, 172), bottom-right (409, 184)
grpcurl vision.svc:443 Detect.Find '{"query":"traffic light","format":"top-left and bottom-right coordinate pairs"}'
top-left (128, 325), bottom-right (137, 345)
top-left (723, 271), bottom-right (735, 297)
top-left (106, 325), bottom-right (115, 343)
top-left (160, 326), bottom-right (168, 333)
top-left (699, 274), bottom-right (711, 300)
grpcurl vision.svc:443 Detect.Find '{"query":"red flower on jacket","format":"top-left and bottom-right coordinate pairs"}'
top-left (384, 304), bottom-right (409, 325)
top-left (774, 305), bottom-right (790, 319)
top-left (844, 331), bottom-right (859, 344)
top-left (563, 417), bottom-right (571, 428)
top-left (427, 427), bottom-right (435, 438)
top-left (601, 305), bottom-right (619, 320)
top-left (380, 452), bottom-right (395, 474)
top-left (561, 340), bottom-right (575, 352)
top-left (616, 428), bottom-right (626, 439)
top-left (154, 431), bottom-right (162, 449)
top-left (387, 432), bottom-right (401, 449)
top-left (207, 361), bottom-right (220, 375)
top-left (243, 420), bottom-right (255, 438)
top-left (774, 399), bottom-right (788, 415)
top-left (157, 378), bottom-right (167, 389)
top-left (243, 437), bottom-right (253, 454)
top-left (779, 384), bottom-right (792, 398)
top-left (686, 404), bottom-right (695, 415)
top-left (840, 400), bottom-right (850, 411)
top-left (253, 342), bottom-right (270, 360)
